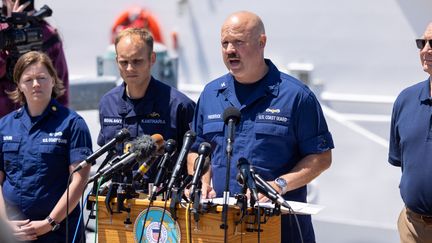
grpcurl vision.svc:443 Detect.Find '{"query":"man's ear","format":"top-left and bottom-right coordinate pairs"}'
top-left (259, 34), bottom-right (267, 48)
top-left (151, 51), bottom-right (156, 65)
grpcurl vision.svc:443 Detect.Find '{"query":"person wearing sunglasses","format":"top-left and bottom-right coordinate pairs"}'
top-left (389, 23), bottom-right (432, 242)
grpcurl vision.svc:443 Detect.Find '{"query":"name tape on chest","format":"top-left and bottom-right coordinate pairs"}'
top-left (257, 107), bottom-right (289, 124)
top-left (43, 129), bottom-right (67, 144)
top-left (141, 119), bottom-right (166, 124)
top-left (103, 117), bottom-right (123, 125)
top-left (207, 114), bottom-right (222, 120)
top-left (42, 137), bottom-right (68, 144)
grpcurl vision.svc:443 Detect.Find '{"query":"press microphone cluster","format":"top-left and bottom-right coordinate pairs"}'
top-left (88, 134), bottom-right (161, 183)
top-left (73, 128), bottom-right (130, 173)
top-left (133, 134), bottom-right (165, 182)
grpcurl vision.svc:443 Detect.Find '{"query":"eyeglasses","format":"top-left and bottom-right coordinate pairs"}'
top-left (415, 39), bottom-right (432, 50)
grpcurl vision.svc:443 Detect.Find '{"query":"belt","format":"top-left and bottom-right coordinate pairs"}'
top-left (406, 207), bottom-right (432, 225)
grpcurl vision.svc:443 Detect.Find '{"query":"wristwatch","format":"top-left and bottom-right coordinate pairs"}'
top-left (46, 216), bottom-right (60, 232)
top-left (274, 177), bottom-right (288, 195)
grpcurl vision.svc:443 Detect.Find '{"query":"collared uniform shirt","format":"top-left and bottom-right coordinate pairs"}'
top-left (191, 59), bottom-right (334, 243)
top-left (97, 77), bottom-right (196, 180)
top-left (0, 99), bottom-right (92, 242)
top-left (389, 78), bottom-right (432, 216)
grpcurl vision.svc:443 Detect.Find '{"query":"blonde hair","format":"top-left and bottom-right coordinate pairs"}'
top-left (7, 51), bottom-right (65, 105)
top-left (114, 27), bottom-right (154, 57)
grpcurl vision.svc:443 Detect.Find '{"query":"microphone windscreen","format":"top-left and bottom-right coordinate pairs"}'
top-left (151, 134), bottom-right (165, 155)
top-left (223, 106), bottom-right (241, 124)
top-left (130, 135), bottom-right (156, 161)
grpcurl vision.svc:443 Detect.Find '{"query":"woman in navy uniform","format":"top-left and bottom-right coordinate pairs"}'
top-left (0, 51), bottom-right (92, 242)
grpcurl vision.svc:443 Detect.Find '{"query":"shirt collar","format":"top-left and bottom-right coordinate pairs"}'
top-left (15, 99), bottom-right (60, 129)
top-left (117, 77), bottom-right (157, 117)
top-left (14, 99), bottom-right (60, 118)
top-left (216, 59), bottom-right (281, 108)
top-left (217, 59), bottom-right (280, 95)
top-left (418, 78), bottom-right (432, 104)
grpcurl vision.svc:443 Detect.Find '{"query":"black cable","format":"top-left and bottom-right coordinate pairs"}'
top-left (81, 191), bottom-right (85, 243)
top-left (138, 199), bottom-right (155, 243)
top-left (156, 199), bottom-right (170, 243)
top-left (257, 202), bottom-right (260, 243)
top-left (286, 205), bottom-right (303, 243)
top-left (66, 173), bottom-right (73, 243)
top-left (188, 203), bottom-right (192, 243)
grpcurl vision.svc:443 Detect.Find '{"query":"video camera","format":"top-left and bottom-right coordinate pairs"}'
top-left (0, 4), bottom-right (52, 54)
top-left (0, 4), bottom-right (52, 79)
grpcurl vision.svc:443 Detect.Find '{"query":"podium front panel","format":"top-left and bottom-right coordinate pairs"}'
top-left (91, 196), bottom-right (281, 242)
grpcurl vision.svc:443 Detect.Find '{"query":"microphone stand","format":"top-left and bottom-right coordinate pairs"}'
top-left (221, 129), bottom-right (234, 242)
top-left (220, 107), bottom-right (241, 243)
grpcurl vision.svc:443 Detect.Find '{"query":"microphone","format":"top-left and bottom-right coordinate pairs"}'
top-left (222, 107), bottom-right (241, 155)
top-left (166, 130), bottom-right (196, 192)
top-left (73, 128), bottom-right (130, 173)
top-left (189, 142), bottom-right (212, 200)
top-left (236, 158), bottom-right (259, 202)
top-left (251, 169), bottom-right (291, 209)
top-left (133, 134), bottom-right (165, 182)
top-left (150, 139), bottom-right (177, 198)
top-left (88, 134), bottom-right (158, 183)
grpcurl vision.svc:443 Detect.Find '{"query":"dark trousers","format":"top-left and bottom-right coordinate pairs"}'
top-left (281, 214), bottom-right (315, 243)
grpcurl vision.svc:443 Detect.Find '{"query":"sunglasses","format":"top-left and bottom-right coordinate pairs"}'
top-left (416, 39), bottom-right (432, 50)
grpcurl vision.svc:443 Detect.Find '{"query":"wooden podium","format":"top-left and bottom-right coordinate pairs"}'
top-left (91, 196), bottom-right (281, 242)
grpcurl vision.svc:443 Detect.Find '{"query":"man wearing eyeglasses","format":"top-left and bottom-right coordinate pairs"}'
top-left (389, 23), bottom-right (432, 242)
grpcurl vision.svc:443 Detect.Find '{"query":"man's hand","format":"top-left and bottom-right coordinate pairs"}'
top-left (201, 181), bottom-right (216, 199)
top-left (256, 180), bottom-right (282, 203)
top-left (184, 181), bottom-right (216, 200)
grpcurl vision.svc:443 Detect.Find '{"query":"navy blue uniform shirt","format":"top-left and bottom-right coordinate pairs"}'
top-left (389, 78), bottom-right (432, 215)
top-left (191, 59), bottom-right (334, 243)
top-left (0, 99), bottom-right (93, 242)
top-left (97, 77), bottom-right (195, 180)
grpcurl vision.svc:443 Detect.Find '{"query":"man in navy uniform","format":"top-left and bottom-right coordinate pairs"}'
top-left (187, 11), bottom-right (333, 243)
top-left (98, 28), bottom-right (195, 183)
